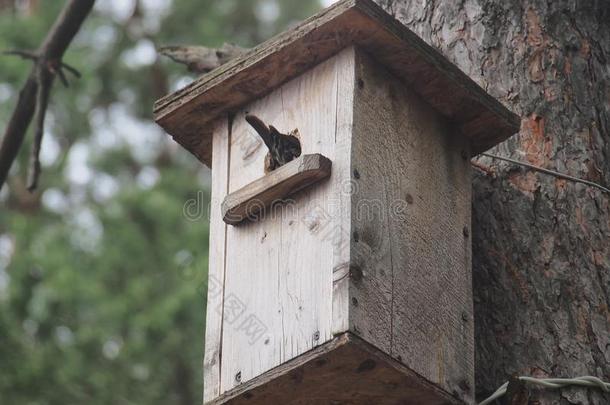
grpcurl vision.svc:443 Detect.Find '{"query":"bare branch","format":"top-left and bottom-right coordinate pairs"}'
top-left (0, 0), bottom-right (96, 191)
top-left (158, 43), bottom-right (247, 74)
top-left (3, 49), bottom-right (38, 61)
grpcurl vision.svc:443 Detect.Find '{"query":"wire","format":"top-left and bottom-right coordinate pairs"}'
top-left (480, 152), bottom-right (610, 195)
top-left (478, 376), bottom-right (610, 405)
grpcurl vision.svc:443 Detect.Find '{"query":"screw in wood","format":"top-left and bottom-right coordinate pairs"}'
top-left (313, 331), bottom-right (320, 341)
top-left (350, 264), bottom-right (363, 282)
top-left (461, 311), bottom-right (469, 322)
top-left (235, 371), bottom-right (242, 383)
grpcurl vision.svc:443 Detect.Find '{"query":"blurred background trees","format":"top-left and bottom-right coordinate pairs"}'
top-left (0, 1), bottom-right (325, 403)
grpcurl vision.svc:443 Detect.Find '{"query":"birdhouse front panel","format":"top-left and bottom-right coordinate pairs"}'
top-left (205, 49), bottom-right (355, 398)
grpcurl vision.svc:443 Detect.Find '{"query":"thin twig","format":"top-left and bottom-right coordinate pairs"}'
top-left (59, 61), bottom-right (81, 78)
top-left (481, 152), bottom-right (610, 194)
top-left (2, 49), bottom-right (38, 61)
top-left (56, 66), bottom-right (69, 87)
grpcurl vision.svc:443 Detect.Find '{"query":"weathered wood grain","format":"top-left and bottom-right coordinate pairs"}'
top-left (330, 47), bottom-right (356, 336)
top-left (221, 154), bottom-right (332, 225)
top-left (203, 118), bottom-right (230, 402)
top-left (207, 333), bottom-right (462, 405)
top-left (349, 50), bottom-right (474, 403)
top-left (219, 54), bottom-right (343, 393)
top-left (348, 51), bottom-right (396, 357)
top-left (153, 0), bottom-right (519, 167)
top-left (220, 90), bottom-right (285, 395)
top-left (159, 43), bottom-right (247, 74)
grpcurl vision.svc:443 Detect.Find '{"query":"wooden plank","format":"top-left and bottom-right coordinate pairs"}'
top-left (207, 333), bottom-right (463, 405)
top-left (349, 49), bottom-right (474, 403)
top-left (203, 117), bottom-right (230, 402)
top-left (348, 51), bottom-right (395, 357)
top-left (220, 91), bottom-right (283, 395)
top-left (219, 54), bottom-right (341, 394)
top-left (153, 0), bottom-right (519, 168)
top-left (331, 47), bottom-right (356, 336)
top-left (221, 154), bottom-right (332, 225)
top-left (272, 53), bottom-right (340, 376)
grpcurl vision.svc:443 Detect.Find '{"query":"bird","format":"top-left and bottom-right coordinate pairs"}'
top-left (245, 114), bottom-right (301, 171)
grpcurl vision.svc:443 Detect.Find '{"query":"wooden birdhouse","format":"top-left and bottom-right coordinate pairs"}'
top-left (153, 0), bottom-right (519, 404)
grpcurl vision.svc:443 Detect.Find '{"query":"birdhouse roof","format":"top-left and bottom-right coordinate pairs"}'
top-left (153, 0), bottom-right (520, 167)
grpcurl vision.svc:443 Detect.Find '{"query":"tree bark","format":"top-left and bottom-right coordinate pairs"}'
top-left (377, 0), bottom-right (609, 403)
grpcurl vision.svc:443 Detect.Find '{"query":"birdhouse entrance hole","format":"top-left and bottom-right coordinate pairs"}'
top-left (244, 114), bottom-right (302, 173)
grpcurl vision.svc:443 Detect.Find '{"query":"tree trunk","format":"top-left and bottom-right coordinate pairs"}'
top-left (377, 0), bottom-right (609, 403)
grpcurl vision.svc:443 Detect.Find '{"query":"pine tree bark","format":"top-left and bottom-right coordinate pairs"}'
top-left (376, 1), bottom-right (609, 403)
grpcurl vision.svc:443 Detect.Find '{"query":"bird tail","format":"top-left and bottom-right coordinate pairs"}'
top-left (245, 114), bottom-right (273, 149)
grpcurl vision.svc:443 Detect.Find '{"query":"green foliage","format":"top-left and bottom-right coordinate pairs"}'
top-left (0, 0), bottom-right (324, 403)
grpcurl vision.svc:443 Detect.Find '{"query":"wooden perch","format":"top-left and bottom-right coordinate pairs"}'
top-left (0, 0), bottom-right (95, 191)
top-left (221, 154), bottom-right (332, 225)
top-left (158, 43), bottom-right (247, 74)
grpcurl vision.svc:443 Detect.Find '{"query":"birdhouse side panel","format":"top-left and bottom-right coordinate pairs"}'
top-left (349, 50), bottom-right (474, 402)
top-left (218, 49), bottom-right (355, 394)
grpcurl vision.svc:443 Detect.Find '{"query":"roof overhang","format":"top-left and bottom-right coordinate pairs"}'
top-left (153, 0), bottom-right (520, 167)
